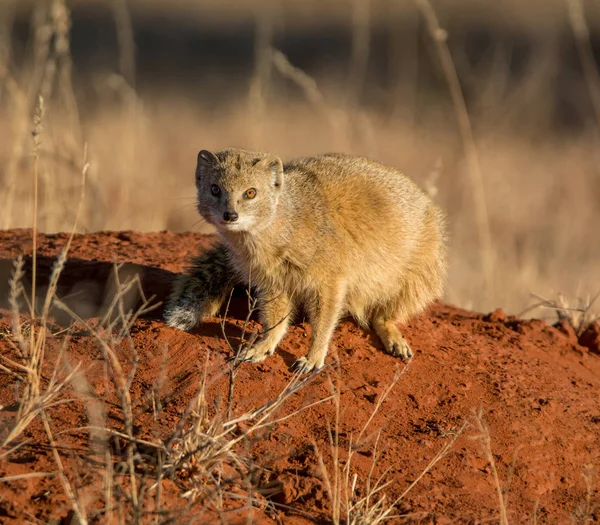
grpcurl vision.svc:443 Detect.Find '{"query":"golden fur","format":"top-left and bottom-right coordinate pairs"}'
top-left (166, 148), bottom-right (447, 373)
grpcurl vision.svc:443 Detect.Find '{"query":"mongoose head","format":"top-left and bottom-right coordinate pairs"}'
top-left (195, 148), bottom-right (284, 234)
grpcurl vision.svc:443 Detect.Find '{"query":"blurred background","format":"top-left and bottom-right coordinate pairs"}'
top-left (0, 0), bottom-right (598, 314)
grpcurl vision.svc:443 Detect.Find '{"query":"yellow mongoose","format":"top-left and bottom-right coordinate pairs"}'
top-left (165, 149), bottom-right (447, 373)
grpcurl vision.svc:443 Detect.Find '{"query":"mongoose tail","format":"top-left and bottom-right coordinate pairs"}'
top-left (164, 243), bottom-right (237, 330)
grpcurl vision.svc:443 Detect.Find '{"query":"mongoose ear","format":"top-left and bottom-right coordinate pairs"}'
top-left (196, 150), bottom-right (219, 179)
top-left (198, 150), bottom-right (219, 166)
top-left (256, 156), bottom-right (284, 190)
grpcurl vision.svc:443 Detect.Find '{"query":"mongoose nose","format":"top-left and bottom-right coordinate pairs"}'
top-left (223, 211), bottom-right (239, 222)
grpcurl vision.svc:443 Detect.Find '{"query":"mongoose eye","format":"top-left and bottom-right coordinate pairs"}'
top-left (211, 184), bottom-right (221, 196)
top-left (244, 188), bottom-right (257, 200)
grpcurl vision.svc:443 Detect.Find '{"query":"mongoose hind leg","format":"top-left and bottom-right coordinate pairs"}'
top-left (164, 244), bottom-right (237, 331)
top-left (372, 314), bottom-right (413, 359)
top-left (241, 291), bottom-right (292, 363)
top-left (292, 283), bottom-right (345, 374)
top-left (371, 254), bottom-right (445, 359)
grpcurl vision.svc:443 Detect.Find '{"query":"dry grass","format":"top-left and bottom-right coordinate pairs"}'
top-left (1, 223), bottom-right (331, 523)
top-left (521, 292), bottom-right (600, 336)
top-left (1, 1), bottom-right (599, 315)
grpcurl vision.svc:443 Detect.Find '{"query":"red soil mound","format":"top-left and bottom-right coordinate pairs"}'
top-left (0, 230), bottom-right (599, 524)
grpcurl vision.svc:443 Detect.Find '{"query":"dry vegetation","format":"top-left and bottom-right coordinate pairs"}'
top-left (0, 250), bottom-right (337, 522)
top-left (1, 0), bottom-right (598, 315)
top-left (0, 0), bottom-right (599, 523)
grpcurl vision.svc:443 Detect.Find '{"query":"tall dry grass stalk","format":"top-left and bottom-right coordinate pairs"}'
top-left (412, 0), bottom-right (494, 300)
top-left (53, 274), bottom-right (159, 521)
top-left (0, 96), bottom-right (89, 451)
top-left (566, 0), bottom-right (600, 133)
top-left (53, 269), bottom-right (159, 518)
top-left (0, 88), bottom-right (92, 522)
top-left (31, 95), bottom-right (43, 319)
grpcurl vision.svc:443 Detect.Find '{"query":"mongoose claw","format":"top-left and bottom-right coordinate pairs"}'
top-left (291, 357), bottom-right (323, 374)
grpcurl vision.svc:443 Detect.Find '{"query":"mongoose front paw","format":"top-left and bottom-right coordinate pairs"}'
top-left (291, 356), bottom-right (324, 374)
top-left (386, 339), bottom-right (413, 359)
top-left (240, 340), bottom-right (276, 363)
top-left (164, 306), bottom-right (200, 331)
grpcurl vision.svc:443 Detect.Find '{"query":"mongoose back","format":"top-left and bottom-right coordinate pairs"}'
top-left (167, 148), bottom-right (447, 373)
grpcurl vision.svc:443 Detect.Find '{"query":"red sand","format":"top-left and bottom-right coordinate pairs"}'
top-left (0, 230), bottom-right (598, 523)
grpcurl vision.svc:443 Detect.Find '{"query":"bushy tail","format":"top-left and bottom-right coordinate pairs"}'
top-left (164, 243), bottom-right (238, 330)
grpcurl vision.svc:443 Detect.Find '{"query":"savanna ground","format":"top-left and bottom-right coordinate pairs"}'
top-left (0, 0), bottom-right (599, 523)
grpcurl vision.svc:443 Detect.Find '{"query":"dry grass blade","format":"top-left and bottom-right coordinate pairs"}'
top-left (471, 410), bottom-right (508, 525)
top-left (40, 410), bottom-right (89, 524)
top-left (0, 472), bottom-right (56, 482)
top-left (573, 464), bottom-right (597, 524)
top-left (31, 95), bottom-right (44, 320)
top-left (222, 369), bottom-right (330, 433)
top-left (343, 431), bottom-right (395, 525)
top-left (346, 0), bottom-right (370, 110)
top-left (356, 362), bottom-right (412, 445)
top-left (56, 426), bottom-right (160, 450)
top-left (7, 257), bottom-right (26, 347)
top-left (247, 5), bottom-right (275, 148)
top-left (221, 282), bottom-right (259, 420)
